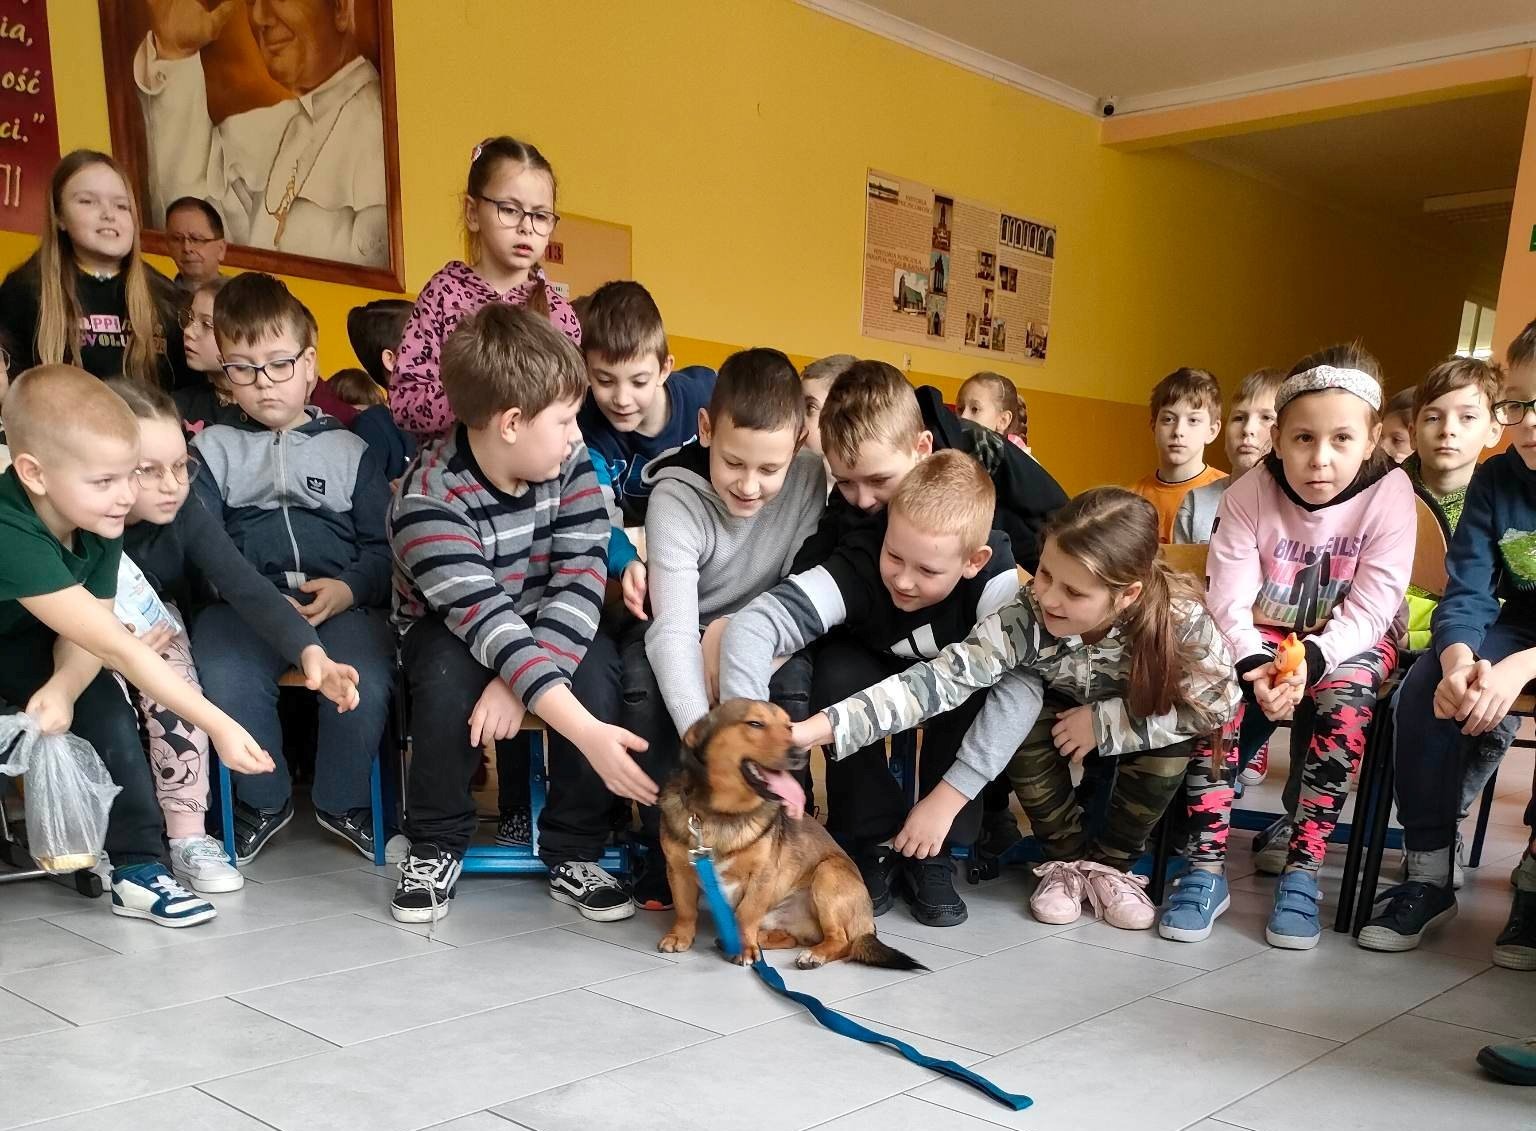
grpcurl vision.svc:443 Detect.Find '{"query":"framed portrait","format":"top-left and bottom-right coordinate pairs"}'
top-left (98, 0), bottom-right (405, 291)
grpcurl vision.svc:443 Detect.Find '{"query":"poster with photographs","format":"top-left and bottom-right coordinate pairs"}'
top-left (862, 169), bottom-right (1055, 364)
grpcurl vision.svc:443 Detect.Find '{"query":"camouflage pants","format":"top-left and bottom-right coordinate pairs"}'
top-left (1007, 698), bottom-right (1193, 868)
top-left (1185, 628), bottom-right (1395, 872)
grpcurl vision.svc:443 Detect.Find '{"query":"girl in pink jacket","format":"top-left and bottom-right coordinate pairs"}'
top-left (390, 137), bottom-right (582, 440)
top-left (1160, 345), bottom-right (1414, 951)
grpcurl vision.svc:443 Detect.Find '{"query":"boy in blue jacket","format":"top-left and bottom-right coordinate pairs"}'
top-left (1363, 319), bottom-right (1536, 964)
top-left (190, 274), bottom-right (395, 864)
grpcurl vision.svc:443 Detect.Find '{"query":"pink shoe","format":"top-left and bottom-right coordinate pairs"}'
top-left (1079, 862), bottom-right (1155, 930)
top-left (1030, 860), bottom-right (1088, 924)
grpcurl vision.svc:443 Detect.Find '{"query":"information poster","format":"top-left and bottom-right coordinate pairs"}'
top-left (862, 169), bottom-right (1055, 365)
top-left (0, 0), bottom-right (59, 235)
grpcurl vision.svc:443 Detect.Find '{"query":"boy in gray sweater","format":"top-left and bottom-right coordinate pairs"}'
top-left (629, 348), bottom-right (825, 906)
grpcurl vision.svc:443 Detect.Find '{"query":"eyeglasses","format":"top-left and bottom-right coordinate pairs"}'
top-left (166, 233), bottom-right (220, 247)
top-left (178, 308), bottom-right (215, 333)
top-left (132, 456), bottom-right (200, 487)
top-left (474, 195), bottom-right (560, 235)
top-left (221, 356), bottom-right (302, 386)
top-left (1493, 399), bottom-right (1536, 426)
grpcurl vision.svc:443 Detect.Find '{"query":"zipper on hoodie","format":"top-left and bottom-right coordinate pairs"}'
top-left (274, 431), bottom-right (303, 578)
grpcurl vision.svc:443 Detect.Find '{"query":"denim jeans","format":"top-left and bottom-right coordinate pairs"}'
top-left (192, 604), bottom-right (394, 815)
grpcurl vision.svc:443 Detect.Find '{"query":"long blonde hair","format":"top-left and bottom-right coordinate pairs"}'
top-left (33, 150), bottom-right (164, 387)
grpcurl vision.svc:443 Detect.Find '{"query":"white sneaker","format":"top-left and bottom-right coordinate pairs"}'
top-left (169, 836), bottom-right (245, 893)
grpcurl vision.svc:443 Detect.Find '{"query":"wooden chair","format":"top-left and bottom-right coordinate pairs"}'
top-left (1158, 542), bottom-right (1209, 580)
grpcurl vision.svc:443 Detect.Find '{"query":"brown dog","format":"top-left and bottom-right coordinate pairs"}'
top-left (657, 699), bottom-right (924, 971)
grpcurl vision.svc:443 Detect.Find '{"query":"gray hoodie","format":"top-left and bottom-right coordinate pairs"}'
top-left (642, 441), bottom-right (826, 733)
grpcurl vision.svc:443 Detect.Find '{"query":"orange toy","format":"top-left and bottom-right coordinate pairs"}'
top-left (1273, 632), bottom-right (1305, 677)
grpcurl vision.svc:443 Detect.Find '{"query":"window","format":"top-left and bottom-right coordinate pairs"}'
top-left (1457, 300), bottom-right (1496, 360)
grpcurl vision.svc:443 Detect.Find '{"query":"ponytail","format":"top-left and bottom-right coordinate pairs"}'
top-left (1120, 560), bottom-right (1184, 719)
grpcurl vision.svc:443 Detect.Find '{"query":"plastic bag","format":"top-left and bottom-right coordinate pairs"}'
top-left (0, 713), bottom-right (121, 873)
top-left (114, 554), bottom-right (183, 638)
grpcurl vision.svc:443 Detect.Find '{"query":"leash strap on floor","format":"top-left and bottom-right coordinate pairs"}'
top-left (690, 853), bottom-right (1033, 1113)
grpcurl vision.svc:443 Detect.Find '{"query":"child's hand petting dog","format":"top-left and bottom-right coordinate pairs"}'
top-left (577, 722), bottom-right (657, 804)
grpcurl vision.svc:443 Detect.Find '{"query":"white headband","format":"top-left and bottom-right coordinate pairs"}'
top-left (1275, 365), bottom-right (1382, 414)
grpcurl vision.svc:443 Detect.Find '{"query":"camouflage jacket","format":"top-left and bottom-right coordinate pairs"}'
top-left (825, 585), bottom-right (1240, 758)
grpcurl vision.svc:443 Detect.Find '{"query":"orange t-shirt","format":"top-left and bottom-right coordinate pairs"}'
top-left (1129, 466), bottom-right (1228, 543)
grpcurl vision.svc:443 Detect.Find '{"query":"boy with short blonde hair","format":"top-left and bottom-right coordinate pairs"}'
top-left (1, 365), bottom-right (270, 928)
top-left (721, 450), bottom-right (1023, 925)
top-left (1129, 367), bottom-right (1224, 543)
top-left (1382, 387), bottom-right (1417, 465)
top-left (1173, 367), bottom-right (1283, 544)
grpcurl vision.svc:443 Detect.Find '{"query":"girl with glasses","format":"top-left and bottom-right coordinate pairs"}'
top-left (391, 136), bottom-right (581, 439)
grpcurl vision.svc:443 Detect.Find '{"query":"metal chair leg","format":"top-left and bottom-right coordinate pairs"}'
top-left (1335, 703), bottom-right (1390, 931)
top-left (1352, 717), bottom-right (1398, 937)
top-left (1468, 767), bottom-right (1500, 868)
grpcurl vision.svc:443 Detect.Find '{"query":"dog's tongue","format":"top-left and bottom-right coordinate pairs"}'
top-left (761, 768), bottom-right (806, 820)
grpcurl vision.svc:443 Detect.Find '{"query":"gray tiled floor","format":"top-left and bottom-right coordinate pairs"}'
top-left (1, 746), bottom-right (1532, 1130)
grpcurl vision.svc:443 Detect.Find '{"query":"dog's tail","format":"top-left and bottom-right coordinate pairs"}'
top-left (848, 933), bottom-right (927, 971)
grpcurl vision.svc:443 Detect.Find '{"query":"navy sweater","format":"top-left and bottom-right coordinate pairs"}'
top-left (1432, 447), bottom-right (1536, 658)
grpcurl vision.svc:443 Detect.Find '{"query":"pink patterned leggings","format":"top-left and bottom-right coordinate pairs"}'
top-left (134, 620), bottom-right (212, 841)
top-left (1185, 627), bottom-right (1396, 873)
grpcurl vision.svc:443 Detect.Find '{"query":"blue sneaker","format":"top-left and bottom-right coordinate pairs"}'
top-left (111, 863), bottom-right (217, 928)
top-left (1266, 870), bottom-right (1321, 950)
top-left (1158, 869), bottom-right (1230, 943)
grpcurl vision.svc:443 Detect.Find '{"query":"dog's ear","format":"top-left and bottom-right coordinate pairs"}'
top-left (680, 712), bottom-right (714, 770)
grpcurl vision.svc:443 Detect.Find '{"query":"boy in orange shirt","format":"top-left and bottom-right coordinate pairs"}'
top-left (1128, 367), bottom-right (1225, 542)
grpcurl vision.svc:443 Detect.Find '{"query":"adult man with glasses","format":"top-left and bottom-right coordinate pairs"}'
top-left (164, 197), bottom-right (228, 291)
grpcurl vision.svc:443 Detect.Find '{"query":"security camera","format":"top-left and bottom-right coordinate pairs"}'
top-left (1098, 97), bottom-right (1118, 118)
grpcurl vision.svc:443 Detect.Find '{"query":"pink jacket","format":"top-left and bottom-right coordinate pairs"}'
top-left (390, 261), bottom-right (582, 439)
top-left (1206, 461), bottom-right (1414, 673)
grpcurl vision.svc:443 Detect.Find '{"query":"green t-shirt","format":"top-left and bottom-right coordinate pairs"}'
top-left (0, 467), bottom-right (121, 641)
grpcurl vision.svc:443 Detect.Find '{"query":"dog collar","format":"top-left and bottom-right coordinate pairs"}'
top-left (687, 813), bottom-right (711, 858)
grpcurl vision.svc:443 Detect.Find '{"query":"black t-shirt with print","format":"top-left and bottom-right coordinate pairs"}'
top-left (0, 257), bottom-right (189, 389)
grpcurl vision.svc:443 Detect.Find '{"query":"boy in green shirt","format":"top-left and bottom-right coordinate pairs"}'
top-left (0, 365), bottom-right (270, 927)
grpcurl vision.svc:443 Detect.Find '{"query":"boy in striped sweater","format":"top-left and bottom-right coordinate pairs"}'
top-left (388, 305), bottom-right (655, 925)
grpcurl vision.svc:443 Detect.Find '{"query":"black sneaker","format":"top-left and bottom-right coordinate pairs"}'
top-left (316, 806), bottom-right (376, 862)
top-left (233, 798), bottom-right (294, 865)
top-left (1494, 887), bottom-right (1536, 971)
top-left (632, 851), bottom-right (673, 911)
top-left (391, 843), bottom-right (462, 923)
top-left (549, 861), bottom-right (635, 922)
top-left (494, 806), bottom-right (532, 847)
top-left (854, 845), bottom-right (900, 916)
top-left (900, 854), bottom-right (968, 927)
top-left (1357, 881), bottom-right (1457, 952)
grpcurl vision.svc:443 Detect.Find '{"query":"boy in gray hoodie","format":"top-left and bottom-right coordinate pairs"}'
top-left (630, 348), bottom-right (825, 906)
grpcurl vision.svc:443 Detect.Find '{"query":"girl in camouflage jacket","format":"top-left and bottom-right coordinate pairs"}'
top-left (794, 488), bottom-right (1239, 932)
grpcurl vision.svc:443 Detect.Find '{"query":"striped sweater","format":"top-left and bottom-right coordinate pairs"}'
top-left (389, 427), bottom-right (610, 708)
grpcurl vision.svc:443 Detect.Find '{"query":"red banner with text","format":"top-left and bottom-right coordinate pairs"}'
top-left (0, 0), bottom-right (59, 235)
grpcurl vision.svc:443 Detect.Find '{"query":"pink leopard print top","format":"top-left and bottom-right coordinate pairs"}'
top-left (390, 260), bottom-right (582, 438)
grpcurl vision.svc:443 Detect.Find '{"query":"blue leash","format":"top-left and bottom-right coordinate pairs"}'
top-left (688, 827), bottom-right (1033, 1112)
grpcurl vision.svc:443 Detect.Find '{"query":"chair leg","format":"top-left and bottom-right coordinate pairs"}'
top-left (1468, 767), bottom-right (1500, 868)
top-left (528, 728), bottom-right (546, 860)
top-left (1336, 697), bottom-right (1393, 932)
top-left (370, 757), bottom-right (385, 867)
top-left (1147, 781), bottom-right (1181, 908)
top-left (219, 759), bottom-right (237, 863)
top-left (1352, 725), bottom-right (1398, 937)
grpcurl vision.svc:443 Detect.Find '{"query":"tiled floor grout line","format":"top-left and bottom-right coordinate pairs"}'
top-left (906, 1090), bottom-right (1021, 1130)
top-left (224, 992), bottom-right (347, 1049)
top-left (1143, 992), bottom-right (1351, 1044)
top-left (193, 1082), bottom-right (288, 1130)
top-left (1047, 928), bottom-right (1255, 974)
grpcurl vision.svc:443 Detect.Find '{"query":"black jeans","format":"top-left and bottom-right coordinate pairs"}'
top-left (812, 633), bottom-right (984, 851)
top-left (622, 622), bottom-right (814, 841)
top-left (0, 630), bottom-right (162, 868)
top-left (401, 616), bottom-right (621, 866)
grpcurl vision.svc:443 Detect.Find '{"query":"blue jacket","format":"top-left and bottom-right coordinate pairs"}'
top-left (578, 365), bottom-right (716, 525)
top-left (191, 409), bottom-right (393, 609)
top-left (590, 450), bottom-right (639, 576)
top-left (1432, 447), bottom-right (1536, 658)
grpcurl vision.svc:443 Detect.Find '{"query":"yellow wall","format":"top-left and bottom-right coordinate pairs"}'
top-left (3, 0), bottom-right (1488, 491)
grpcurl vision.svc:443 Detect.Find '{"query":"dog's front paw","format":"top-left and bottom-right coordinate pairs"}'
top-left (658, 930), bottom-right (695, 953)
top-left (731, 942), bottom-right (762, 965)
top-left (795, 949), bottom-right (826, 970)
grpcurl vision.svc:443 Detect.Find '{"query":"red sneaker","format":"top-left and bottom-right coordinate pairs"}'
top-left (1238, 747), bottom-right (1268, 787)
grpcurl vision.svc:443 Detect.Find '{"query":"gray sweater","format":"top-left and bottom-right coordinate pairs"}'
top-left (643, 442), bottom-right (826, 732)
top-left (1171, 476), bottom-right (1232, 545)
